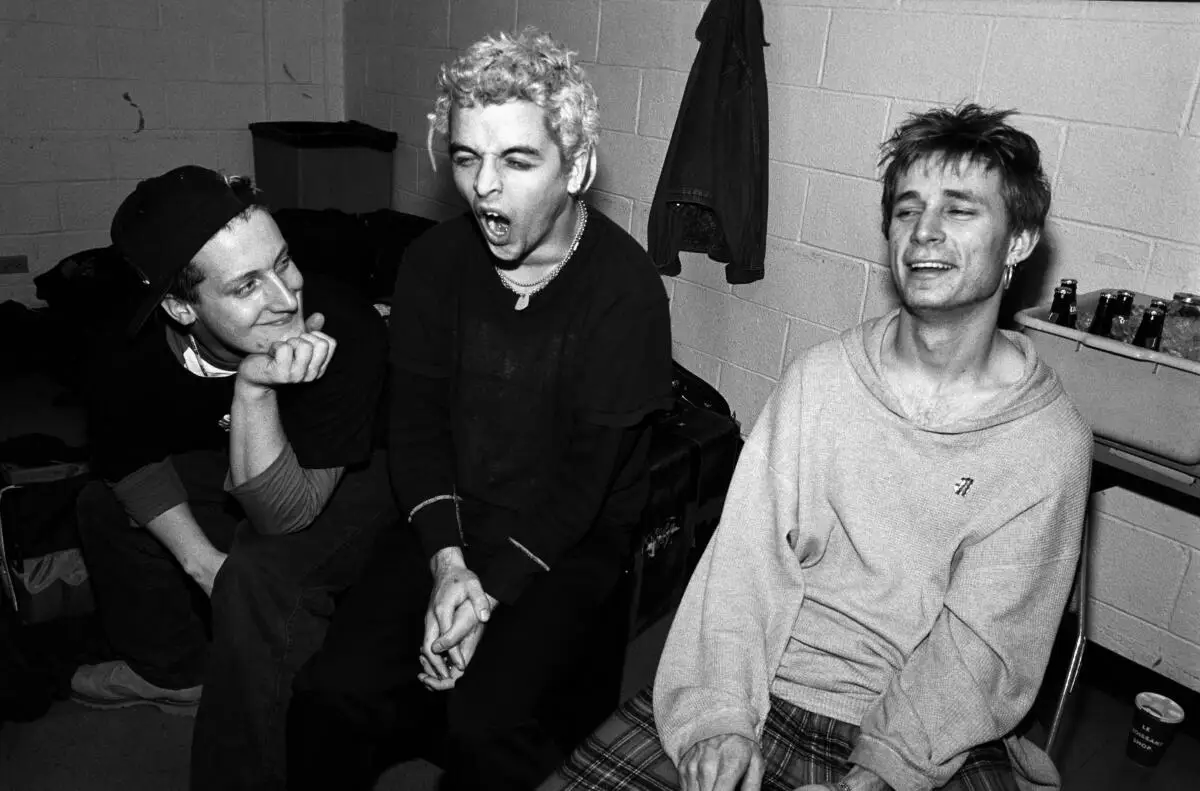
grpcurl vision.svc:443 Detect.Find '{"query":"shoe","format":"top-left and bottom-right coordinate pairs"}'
top-left (70, 660), bottom-right (202, 716)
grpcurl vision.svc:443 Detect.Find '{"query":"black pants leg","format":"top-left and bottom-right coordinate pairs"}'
top-left (75, 451), bottom-right (239, 689)
top-left (190, 452), bottom-right (396, 791)
top-left (286, 524), bottom-right (628, 791)
top-left (287, 523), bottom-right (433, 791)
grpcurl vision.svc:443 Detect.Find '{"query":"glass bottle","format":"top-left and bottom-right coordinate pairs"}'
top-left (1132, 306), bottom-right (1165, 351)
top-left (1088, 291), bottom-right (1117, 337)
top-left (1047, 286), bottom-right (1077, 328)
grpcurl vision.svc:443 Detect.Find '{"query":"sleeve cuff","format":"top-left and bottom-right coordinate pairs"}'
top-left (411, 498), bottom-right (463, 560)
top-left (662, 709), bottom-right (760, 768)
top-left (111, 459), bottom-right (188, 525)
top-left (477, 539), bottom-right (548, 605)
top-left (849, 734), bottom-right (938, 791)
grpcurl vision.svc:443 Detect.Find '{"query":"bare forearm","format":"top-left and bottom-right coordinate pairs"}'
top-left (144, 502), bottom-right (224, 583)
top-left (228, 381), bottom-right (287, 487)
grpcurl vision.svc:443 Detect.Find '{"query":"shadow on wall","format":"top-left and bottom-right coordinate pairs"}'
top-left (1001, 227), bottom-right (1058, 330)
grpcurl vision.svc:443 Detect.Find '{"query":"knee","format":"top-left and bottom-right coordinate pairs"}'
top-left (210, 541), bottom-right (289, 606)
top-left (75, 481), bottom-right (126, 538)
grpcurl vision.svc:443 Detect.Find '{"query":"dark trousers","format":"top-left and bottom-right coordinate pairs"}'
top-left (76, 450), bottom-right (239, 689)
top-left (286, 523), bottom-right (629, 791)
top-left (77, 449), bottom-right (396, 791)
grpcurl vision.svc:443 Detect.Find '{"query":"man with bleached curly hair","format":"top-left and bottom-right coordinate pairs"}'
top-left (285, 28), bottom-right (673, 791)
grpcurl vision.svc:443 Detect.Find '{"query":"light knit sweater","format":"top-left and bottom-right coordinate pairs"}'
top-left (653, 311), bottom-right (1093, 791)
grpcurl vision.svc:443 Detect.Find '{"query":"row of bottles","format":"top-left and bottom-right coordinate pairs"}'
top-left (1044, 278), bottom-right (1200, 354)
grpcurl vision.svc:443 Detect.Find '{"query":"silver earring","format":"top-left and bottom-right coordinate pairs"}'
top-left (1002, 263), bottom-right (1016, 291)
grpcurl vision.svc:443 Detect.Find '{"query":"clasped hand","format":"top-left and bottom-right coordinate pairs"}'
top-left (680, 736), bottom-right (846, 791)
top-left (237, 313), bottom-right (336, 388)
top-left (418, 558), bottom-right (497, 691)
top-left (680, 734), bottom-right (765, 791)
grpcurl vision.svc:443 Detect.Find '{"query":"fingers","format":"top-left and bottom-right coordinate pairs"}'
top-left (679, 736), bottom-right (757, 791)
top-left (421, 610), bottom-right (451, 681)
top-left (281, 336), bottom-right (314, 378)
top-left (458, 622), bottom-right (484, 668)
top-left (305, 312), bottom-right (325, 332)
top-left (742, 750), bottom-right (765, 791)
top-left (417, 655), bottom-right (460, 691)
top-left (680, 745), bottom-right (700, 791)
top-left (465, 578), bottom-right (492, 623)
top-left (296, 330), bottom-right (336, 380)
top-left (431, 602), bottom-right (479, 654)
top-left (265, 328), bottom-right (335, 383)
top-left (431, 585), bottom-right (461, 640)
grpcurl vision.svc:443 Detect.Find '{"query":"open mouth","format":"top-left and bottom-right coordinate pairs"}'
top-left (477, 209), bottom-right (511, 245)
top-left (906, 261), bottom-right (954, 273)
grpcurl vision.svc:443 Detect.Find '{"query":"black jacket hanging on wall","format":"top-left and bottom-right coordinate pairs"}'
top-left (648, 0), bottom-right (768, 285)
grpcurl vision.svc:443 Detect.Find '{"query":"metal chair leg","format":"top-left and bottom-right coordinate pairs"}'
top-left (1046, 516), bottom-right (1089, 757)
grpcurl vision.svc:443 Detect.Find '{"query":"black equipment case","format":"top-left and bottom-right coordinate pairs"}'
top-left (626, 361), bottom-right (743, 639)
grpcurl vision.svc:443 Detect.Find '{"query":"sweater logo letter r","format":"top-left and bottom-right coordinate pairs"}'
top-left (954, 477), bottom-right (974, 497)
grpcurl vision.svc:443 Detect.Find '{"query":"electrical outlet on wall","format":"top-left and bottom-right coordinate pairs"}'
top-left (0, 255), bottom-right (29, 274)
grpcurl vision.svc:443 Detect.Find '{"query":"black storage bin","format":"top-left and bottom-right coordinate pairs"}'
top-left (249, 121), bottom-right (398, 214)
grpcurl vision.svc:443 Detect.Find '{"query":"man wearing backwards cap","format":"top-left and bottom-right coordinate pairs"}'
top-left (71, 165), bottom-right (395, 791)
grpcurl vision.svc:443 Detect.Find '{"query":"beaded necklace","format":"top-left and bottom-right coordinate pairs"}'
top-left (494, 201), bottom-right (588, 311)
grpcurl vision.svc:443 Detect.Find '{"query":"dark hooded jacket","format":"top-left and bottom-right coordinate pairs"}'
top-left (647, 0), bottom-right (768, 284)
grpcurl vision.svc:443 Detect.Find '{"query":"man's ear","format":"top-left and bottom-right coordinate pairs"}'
top-left (567, 145), bottom-right (596, 196)
top-left (160, 295), bottom-right (197, 327)
top-left (1006, 227), bottom-right (1040, 268)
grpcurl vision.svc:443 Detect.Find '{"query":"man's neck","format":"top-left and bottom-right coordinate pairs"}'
top-left (167, 323), bottom-right (240, 373)
top-left (507, 199), bottom-right (580, 278)
top-left (886, 300), bottom-right (1010, 384)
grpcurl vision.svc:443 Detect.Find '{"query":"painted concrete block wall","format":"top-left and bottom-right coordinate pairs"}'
top-left (347, 0), bottom-right (1200, 688)
top-left (0, 0), bottom-right (344, 305)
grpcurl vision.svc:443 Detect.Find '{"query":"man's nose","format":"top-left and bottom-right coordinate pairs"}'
top-left (913, 210), bottom-right (944, 243)
top-left (265, 271), bottom-right (300, 311)
top-left (474, 158), bottom-right (501, 197)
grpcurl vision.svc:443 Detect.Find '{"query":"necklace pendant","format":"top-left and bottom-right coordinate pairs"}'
top-left (514, 293), bottom-right (530, 311)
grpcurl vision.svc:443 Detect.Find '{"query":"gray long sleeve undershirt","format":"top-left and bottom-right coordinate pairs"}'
top-left (225, 442), bottom-right (343, 535)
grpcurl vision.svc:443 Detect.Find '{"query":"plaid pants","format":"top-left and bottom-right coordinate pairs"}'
top-left (539, 689), bottom-right (1018, 791)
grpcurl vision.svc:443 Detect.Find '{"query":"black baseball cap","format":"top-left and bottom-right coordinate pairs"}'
top-left (112, 165), bottom-right (254, 336)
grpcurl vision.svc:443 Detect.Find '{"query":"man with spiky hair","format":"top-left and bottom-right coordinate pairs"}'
top-left (286, 29), bottom-right (673, 791)
top-left (544, 105), bottom-right (1092, 791)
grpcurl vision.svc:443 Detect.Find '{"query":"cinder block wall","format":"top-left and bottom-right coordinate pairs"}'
top-left (0, 0), bottom-right (344, 305)
top-left (346, 0), bottom-right (1200, 690)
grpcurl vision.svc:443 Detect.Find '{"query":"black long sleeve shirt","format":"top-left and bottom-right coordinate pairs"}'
top-left (388, 208), bottom-right (674, 604)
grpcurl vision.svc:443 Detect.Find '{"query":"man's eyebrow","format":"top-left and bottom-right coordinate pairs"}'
top-left (943, 188), bottom-right (985, 203)
top-left (500, 145), bottom-right (542, 158)
top-left (448, 143), bottom-right (543, 159)
top-left (222, 245), bottom-right (289, 291)
top-left (893, 188), bottom-right (985, 204)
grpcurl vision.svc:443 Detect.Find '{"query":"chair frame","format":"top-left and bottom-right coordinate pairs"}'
top-left (1045, 515), bottom-right (1090, 757)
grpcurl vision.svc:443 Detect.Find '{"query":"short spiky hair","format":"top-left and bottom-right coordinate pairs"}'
top-left (878, 103), bottom-right (1051, 240)
top-left (427, 27), bottom-right (599, 162)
